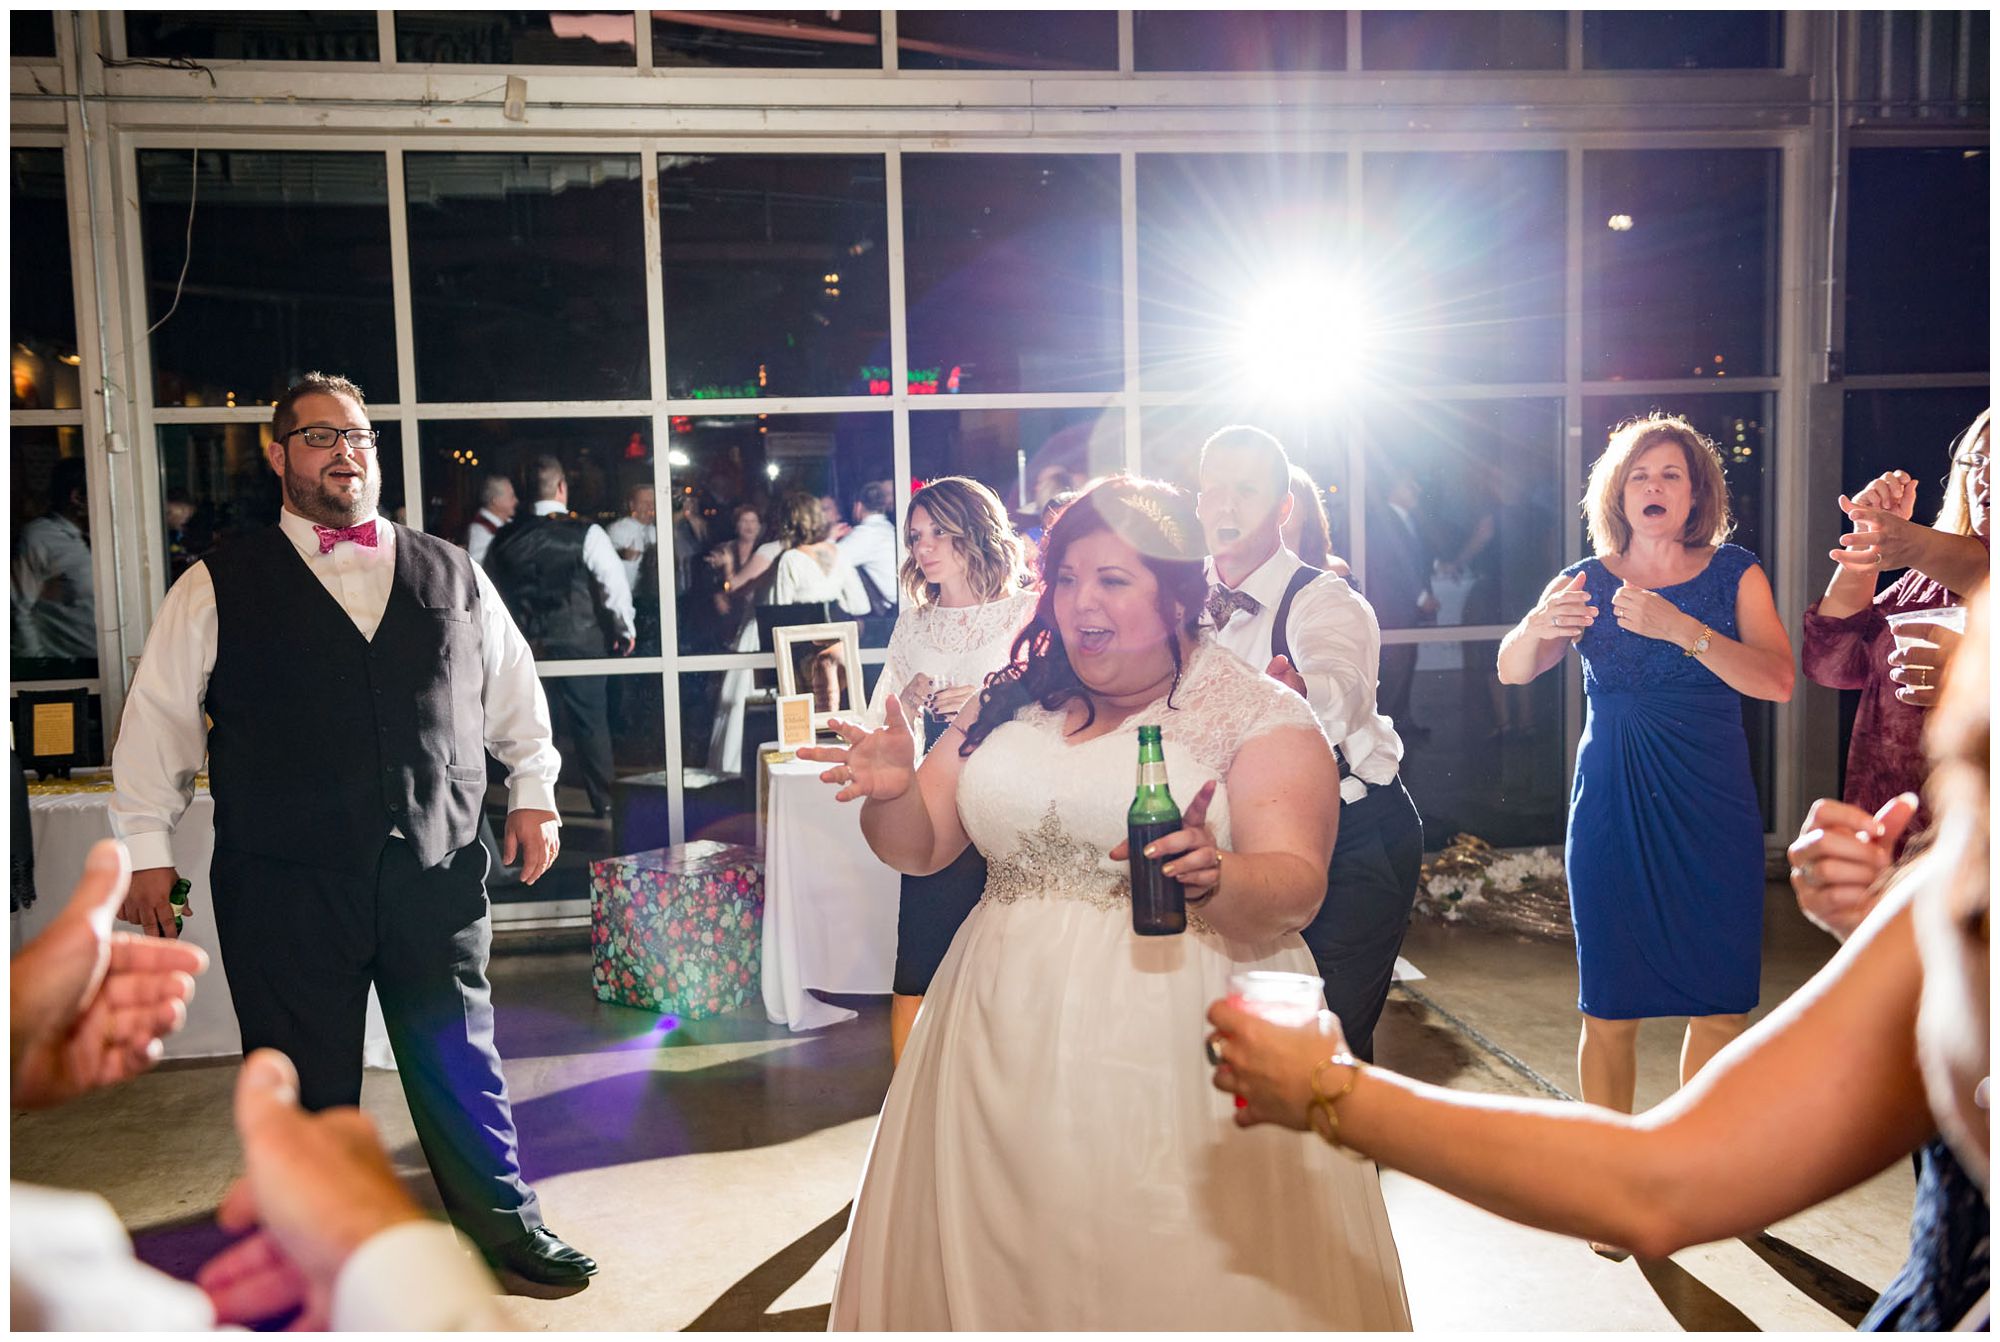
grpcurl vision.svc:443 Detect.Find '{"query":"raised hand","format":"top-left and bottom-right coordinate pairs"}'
top-left (799, 696), bottom-right (920, 803)
top-left (1837, 504), bottom-right (1929, 571)
top-left (1528, 571), bottom-right (1597, 642)
top-left (1109, 779), bottom-right (1223, 902)
top-left (1848, 470), bottom-right (1918, 521)
top-left (1610, 581), bottom-right (1696, 646)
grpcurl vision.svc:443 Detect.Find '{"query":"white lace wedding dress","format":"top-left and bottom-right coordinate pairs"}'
top-left (829, 638), bottom-right (1410, 1330)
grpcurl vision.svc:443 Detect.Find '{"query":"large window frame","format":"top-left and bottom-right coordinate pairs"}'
top-left (15, 12), bottom-right (1986, 922)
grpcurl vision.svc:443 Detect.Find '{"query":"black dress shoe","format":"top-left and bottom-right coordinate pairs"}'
top-left (483, 1227), bottom-right (598, 1285)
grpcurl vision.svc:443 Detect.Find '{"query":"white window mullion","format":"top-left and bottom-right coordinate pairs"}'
top-left (384, 147), bottom-right (423, 530)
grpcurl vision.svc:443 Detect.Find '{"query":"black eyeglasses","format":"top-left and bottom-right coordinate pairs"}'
top-left (284, 426), bottom-right (380, 450)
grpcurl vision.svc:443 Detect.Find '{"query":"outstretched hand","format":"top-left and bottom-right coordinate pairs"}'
top-left (799, 696), bottom-right (920, 803)
top-left (1109, 779), bottom-right (1223, 901)
top-left (11, 839), bottom-right (209, 1110)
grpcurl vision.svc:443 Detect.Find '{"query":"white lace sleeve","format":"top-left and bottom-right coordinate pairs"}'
top-left (1165, 640), bottom-right (1328, 779)
top-left (869, 608), bottom-right (919, 720)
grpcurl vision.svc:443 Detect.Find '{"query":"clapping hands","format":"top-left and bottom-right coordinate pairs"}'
top-left (800, 697), bottom-right (921, 803)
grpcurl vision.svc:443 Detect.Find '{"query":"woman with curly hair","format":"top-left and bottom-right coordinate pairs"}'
top-left (803, 476), bottom-right (1407, 1330)
top-left (863, 477), bottom-right (1035, 1063)
top-left (1497, 414), bottom-right (1793, 1250)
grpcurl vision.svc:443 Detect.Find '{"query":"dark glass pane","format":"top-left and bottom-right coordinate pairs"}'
top-left (680, 671), bottom-right (753, 828)
top-left (137, 150), bottom-right (396, 408)
top-left (1584, 393), bottom-right (1775, 831)
top-left (660, 154), bottom-right (889, 400)
top-left (1134, 10), bottom-right (1346, 72)
top-left (1836, 388), bottom-right (1990, 797)
top-left (1363, 152), bottom-right (1565, 384)
top-left (663, 412), bottom-right (894, 654)
top-left (1846, 148), bottom-right (1990, 376)
top-left (1582, 12), bottom-right (1781, 70)
top-left (1140, 404), bottom-right (1353, 570)
top-left (903, 154), bottom-right (1122, 395)
top-left (1361, 399), bottom-right (1563, 632)
top-left (11, 148), bottom-right (79, 412)
top-left (1583, 149), bottom-right (1780, 382)
top-left (1136, 153), bottom-right (1345, 391)
top-left (157, 421), bottom-right (406, 581)
top-left (11, 426), bottom-right (97, 679)
top-left (405, 153), bottom-right (647, 402)
top-left (1362, 11), bottom-right (1566, 71)
top-left (652, 10), bottom-right (883, 68)
top-left (909, 406), bottom-right (1123, 538)
top-left (395, 11), bottom-right (636, 66)
top-left (12, 10), bottom-right (58, 58)
top-left (1398, 641), bottom-right (1567, 847)
top-left (895, 10), bottom-right (1115, 71)
top-left (125, 11), bottom-right (380, 61)
top-left (506, 670), bottom-right (666, 904)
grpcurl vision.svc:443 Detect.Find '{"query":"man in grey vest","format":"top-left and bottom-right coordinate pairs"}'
top-left (109, 373), bottom-right (596, 1287)
top-left (482, 455), bottom-right (635, 819)
top-left (1196, 425), bottom-right (1425, 1063)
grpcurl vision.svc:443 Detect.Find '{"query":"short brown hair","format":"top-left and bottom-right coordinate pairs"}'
top-left (531, 455), bottom-right (567, 501)
top-left (774, 491), bottom-right (828, 549)
top-left (271, 372), bottom-right (365, 444)
top-left (1199, 424), bottom-right (1291, 499)
top-left (1582, 413), bottom-right (1734, 557)
top-left (899, 476), bottom-right (1027, 606)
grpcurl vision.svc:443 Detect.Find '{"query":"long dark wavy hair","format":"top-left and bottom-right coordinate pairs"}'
top-left (959, 475), bottom-right (1208, 756)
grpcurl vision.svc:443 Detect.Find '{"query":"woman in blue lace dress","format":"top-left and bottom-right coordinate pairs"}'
top-left (1496, 415), bottom-right (1794, 1155)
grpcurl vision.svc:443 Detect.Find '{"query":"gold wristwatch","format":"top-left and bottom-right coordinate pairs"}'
top-left (1683, 625), bottom-right (1714, 658)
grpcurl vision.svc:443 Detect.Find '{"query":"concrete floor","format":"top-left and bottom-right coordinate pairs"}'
top-left (12, 879), bottom-right (1912, 1332)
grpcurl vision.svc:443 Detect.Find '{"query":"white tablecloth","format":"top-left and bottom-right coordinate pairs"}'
top-left (17, 784), bottom-right (393, 1065)
top-left (760, 758), bottom-right (899, 1031)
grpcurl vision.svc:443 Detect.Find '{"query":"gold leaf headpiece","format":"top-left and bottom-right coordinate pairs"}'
top-left (1119, 493), bottom-right (1187, 554)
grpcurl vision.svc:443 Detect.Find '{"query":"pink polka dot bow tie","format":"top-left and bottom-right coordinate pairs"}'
top-left (314, 522), bottom-right (379, 555)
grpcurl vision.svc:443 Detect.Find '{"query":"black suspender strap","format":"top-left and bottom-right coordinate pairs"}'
top-left (1269, 564), bottom-right (1350, 781)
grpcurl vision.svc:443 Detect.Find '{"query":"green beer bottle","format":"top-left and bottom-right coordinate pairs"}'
top-left (1127, 725), bottom-right (1186, 936)
top-left (168, 877), bottom-right (190, 935)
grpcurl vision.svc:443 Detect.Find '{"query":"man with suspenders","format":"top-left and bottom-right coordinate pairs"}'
top-left (1195, 426), bottom-right (1425, 1062)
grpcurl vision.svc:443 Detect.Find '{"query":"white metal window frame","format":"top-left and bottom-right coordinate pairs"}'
top-left (12, 10), bottom-right (1984, 854)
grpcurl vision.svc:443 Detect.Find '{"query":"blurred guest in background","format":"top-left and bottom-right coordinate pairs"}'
top-left (1498, 415), bottom-right (1792, 1215)
top-left (1281, 464), bottom-right (1350, 580)
top-left (1364, 465), bottom-right (1436, 739)
top-left (465, 472), bottom-right (517, 568)
top-left (12, 455), bottom-right (96, 665)
top-left (485, 455), bottom-right (635, 819)
top-left (1803, 408), bottom-right (1989, 847)
top-left (837, 479), bottom-right (899, 616)
top-left (606, 482), bottom-right (658, 594)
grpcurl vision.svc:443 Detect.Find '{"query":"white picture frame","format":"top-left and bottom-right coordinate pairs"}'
top-left (772, 621), bottom-right (864, 732)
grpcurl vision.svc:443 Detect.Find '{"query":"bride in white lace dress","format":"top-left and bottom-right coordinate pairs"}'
top-left (803, 478), bottom-right (1409, 1330)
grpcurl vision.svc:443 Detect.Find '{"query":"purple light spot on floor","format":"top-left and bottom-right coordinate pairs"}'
top-left (655, 1015), bottom-right (680, 1032)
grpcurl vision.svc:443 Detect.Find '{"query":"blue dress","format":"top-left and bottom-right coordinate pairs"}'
top-left (1562, 542), bottom-right (1765, 1020)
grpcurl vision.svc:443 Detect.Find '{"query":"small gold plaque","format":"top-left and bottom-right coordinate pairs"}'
top-left (32, 702), bottom-right (75, 757)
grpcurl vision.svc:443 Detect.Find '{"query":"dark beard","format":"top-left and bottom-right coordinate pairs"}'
top-left (281, 453), bottom-right (378, 528)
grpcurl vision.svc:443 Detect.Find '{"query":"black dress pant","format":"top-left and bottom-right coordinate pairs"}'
top-left (1297, 777), bottom-right (1424, 1064)
top-left (547, 674), bottom-right (614, 812)
top-left (210, 837), bottom-right (541, 1248)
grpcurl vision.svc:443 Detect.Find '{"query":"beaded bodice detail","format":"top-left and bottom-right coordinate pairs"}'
top-left (1563, 543), bottom-right (1758, 695)
top-left (867, 590), bottom-right (1038, 719)
top-left (958, 638), bottom-right (1322, 927)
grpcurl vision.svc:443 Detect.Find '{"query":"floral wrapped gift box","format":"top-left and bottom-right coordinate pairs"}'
top-left (591, 842), bottom-right (765, 1019)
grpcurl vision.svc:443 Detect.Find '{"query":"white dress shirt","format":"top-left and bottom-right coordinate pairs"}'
top-left (464, 507), bottom-right (507, 567)
top-left (835, 511), bottom-right (897, 607)
top-left (109, 509), bottom-right (562, 872)
top-left (1203, 545), bottom-right (1404, 804)
top-left (11, 512), bottom-right (97, 659)
top-left (604, 514), bottom-right (658, 593)
top-left (11, 1183), bottom-right (505, 1331)
top-left (530, 499), bottom-right (637, 644)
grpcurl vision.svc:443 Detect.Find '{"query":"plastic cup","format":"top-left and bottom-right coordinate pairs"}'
top-left (1886, 605), bottom-right (1967, 653)
top-left (1227, 970), bottom-right (1324, 1027)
